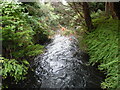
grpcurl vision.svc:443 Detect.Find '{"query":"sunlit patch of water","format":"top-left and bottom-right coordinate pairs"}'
top-left (34, 34), bottom-right (103, 89)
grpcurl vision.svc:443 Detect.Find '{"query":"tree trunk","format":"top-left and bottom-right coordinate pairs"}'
top-left (109, 2), bottom-right (117, 19)
top-left (113, 2), bottom-right (120, 20)
top-left (105, 2), bottom-right (110, 16)
top-left (83, 2), bottom-right (93, 32)
top-left (105, 2), bottom-right (118, 19)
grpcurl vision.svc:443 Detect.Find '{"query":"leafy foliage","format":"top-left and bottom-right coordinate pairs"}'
top-left (1, 56), bottom-right (29, 82)
top-left (23, 2), bottom-right (59, 44)
top-left (2, 1), bottom-right (119, 89)
top-left (89, 2), bottom-right (105, 12)
top-left (2, 2), bottom-right (44, 59)
top-left (85, 19), bottom-right (119, 89)
top-left (1, 1), bottom-right (59, 84)
top-left (54, 3), bottom-right (82, 29)
top-left (1, 2), bottom-right (42, 83)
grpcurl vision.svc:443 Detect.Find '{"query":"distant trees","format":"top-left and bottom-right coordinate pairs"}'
top-left (68, 2), bottom-right (93, 32)
top-left (69, 2), bottom-right (120, 31)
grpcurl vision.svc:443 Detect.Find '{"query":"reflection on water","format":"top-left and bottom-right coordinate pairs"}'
top-left (34, 34), bottom-right (103, 89)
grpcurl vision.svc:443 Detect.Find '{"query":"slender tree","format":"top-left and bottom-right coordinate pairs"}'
top-left (105, 2), bottom-right (120, 20)
top-left (83, 2), bottom-right (93, 32)
top-left (105, 2), bottom-right (116, 19)
top-left (105, 2), bottom-right (110, 16)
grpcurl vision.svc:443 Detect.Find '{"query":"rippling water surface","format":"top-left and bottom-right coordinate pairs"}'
top-left (34, 34), bottom-right (103, 89)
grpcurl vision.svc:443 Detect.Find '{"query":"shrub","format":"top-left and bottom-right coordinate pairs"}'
top-left (1, 56), bottom-right (29, 82)
top-left (1, 1), bottom-right (47, 83)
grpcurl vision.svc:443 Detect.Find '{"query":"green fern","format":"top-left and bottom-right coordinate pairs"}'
top-left (85, 19), bottom-right (119, 89)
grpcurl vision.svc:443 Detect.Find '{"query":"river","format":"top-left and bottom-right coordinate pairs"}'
top-left (32, 34), bottom-right (104, 89)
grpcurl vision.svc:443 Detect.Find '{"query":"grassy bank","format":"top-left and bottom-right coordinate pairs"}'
top-left (84, 18), bottom-right (119, 89)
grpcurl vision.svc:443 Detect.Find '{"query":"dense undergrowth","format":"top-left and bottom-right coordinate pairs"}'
top-left (84, 18), bottom-right (119, 89)
top-left (1, 1), bottom-right (119, 89)
top-left (1, 1), bottom-right (59, 88)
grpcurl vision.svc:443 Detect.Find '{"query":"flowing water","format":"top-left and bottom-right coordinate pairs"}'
top-left (33, 34), bottom-right (104, 89)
